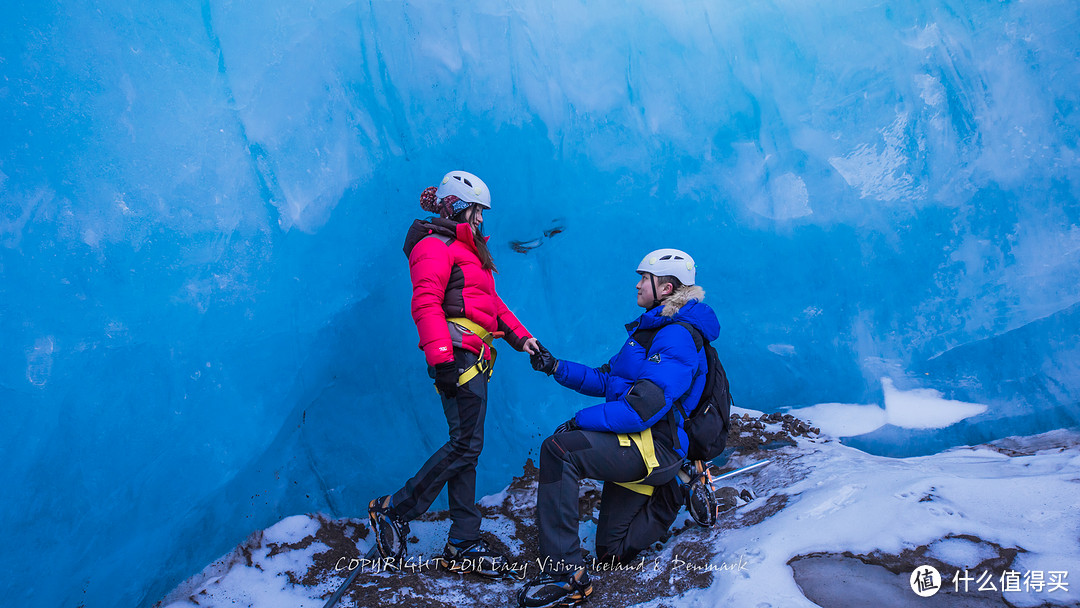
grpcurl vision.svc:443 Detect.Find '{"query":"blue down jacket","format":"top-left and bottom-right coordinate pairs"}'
top-left (553, 287), bottom-right (721, 458)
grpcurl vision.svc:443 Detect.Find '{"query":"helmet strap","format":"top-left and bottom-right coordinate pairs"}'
top-left (650, 274), bottom-right (663, 310)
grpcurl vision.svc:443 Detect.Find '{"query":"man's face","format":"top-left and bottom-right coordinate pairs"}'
top-left (636, 272), bottom-right (657, 308)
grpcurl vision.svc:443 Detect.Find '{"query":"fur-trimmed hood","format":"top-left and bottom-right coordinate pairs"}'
top-left (660, 285), bottom-right (705, 317)
top-left (631, 285), bottom-right (720, 343)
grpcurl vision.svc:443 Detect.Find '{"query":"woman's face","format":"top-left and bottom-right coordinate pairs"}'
top-left (466, 204), bottom-right (484, 230)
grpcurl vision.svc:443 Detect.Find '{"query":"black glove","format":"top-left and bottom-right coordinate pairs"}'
top-left (433, 361), bottom-right (459, 397)
top-left (530, 342), bottom-right (559, 376)
top-left (553, 417), bottom-right (579, 435)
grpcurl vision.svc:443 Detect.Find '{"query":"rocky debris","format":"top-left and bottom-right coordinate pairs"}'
top-left (305, 413), bottom-right (814, 607)
top-left (161, 412), bottom-right (818, 608)
top-left (726, 412), bottom-right (820, 451)
top-left (978, 429), bottom-right (1080, 457)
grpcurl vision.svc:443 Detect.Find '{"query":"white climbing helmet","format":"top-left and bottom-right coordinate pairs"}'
top-left (636, 248), bottom-right (697, 286)
top-left (435, 170), bottom-right (491, 209)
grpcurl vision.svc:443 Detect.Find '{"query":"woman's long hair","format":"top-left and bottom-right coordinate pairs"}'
top-left (420, 187), bottom-right (497, 272)
top-left (453, 205), bottom-right (497, 272)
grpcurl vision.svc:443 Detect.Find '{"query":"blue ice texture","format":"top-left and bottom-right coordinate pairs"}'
top-left (1, 1), bottom-right (1078, 606)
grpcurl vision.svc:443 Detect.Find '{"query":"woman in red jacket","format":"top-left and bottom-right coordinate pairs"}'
top-left (369, 170), bottom-right (539, 577)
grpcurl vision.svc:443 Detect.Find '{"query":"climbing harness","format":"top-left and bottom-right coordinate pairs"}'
top-left (614, 427), bottom-right (661, 496)
top-left (446, 317), bottom-right (500, 386)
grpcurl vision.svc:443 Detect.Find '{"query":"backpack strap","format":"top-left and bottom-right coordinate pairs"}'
top-left (674, 321), bottom-right (704, 352)
top-left (403, 218), bottom-right (456, 258)
top-left (633, 321), bottom-right (702, 357)
top-left (668, 322), bottom-right (706, 456)
top-left (632, 321), bottom-right (704, 455)
top-left (668, 322), bottom-right (703, 419)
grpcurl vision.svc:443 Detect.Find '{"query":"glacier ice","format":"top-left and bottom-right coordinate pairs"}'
top-left (1, 0), bottom-right (1078, 606)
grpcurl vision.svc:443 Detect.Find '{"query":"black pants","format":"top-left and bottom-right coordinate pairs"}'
top-left (536, 429), bottom-right (682, 573)
top-left (595, 478), bottom-right (682, 564)
top-left (391, 349), bottom-right (488, 542)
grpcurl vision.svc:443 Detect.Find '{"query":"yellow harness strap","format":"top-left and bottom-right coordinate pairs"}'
top-left (446, 317), bottom-right (497, 386)
top-left (615, 427), bottom-right (661, 496)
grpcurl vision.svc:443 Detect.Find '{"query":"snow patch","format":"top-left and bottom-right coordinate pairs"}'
top-left (882, 378), bottom-right (987, 429)
top-left (926, 537), bottom-right (998, 569)
top-left (789, 378), bottom-right (987, 437)
top-left (263, 514), bottom-right (320, 545)
top-left (787, 402), bottom-right (887, 437)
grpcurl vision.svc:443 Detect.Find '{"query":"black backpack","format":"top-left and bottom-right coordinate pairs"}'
top-left (633, 321), bottom-right (732, 461)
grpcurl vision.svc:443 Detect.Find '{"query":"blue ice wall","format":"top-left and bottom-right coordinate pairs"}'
top-left (2, 1), bottom-right (1078, 605)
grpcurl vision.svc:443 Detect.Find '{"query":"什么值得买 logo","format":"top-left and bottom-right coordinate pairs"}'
top-left (910, 565), bottom-right (941, 597)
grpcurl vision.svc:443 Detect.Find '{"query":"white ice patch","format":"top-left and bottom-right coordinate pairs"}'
top-left (914, 73), bottom-right (946, 108)
top-left (902, 23), bottom-right (942, 51)
top-left (479, 488), bottom-right (508, 507)
top-left (828, 111), bottom-right (926, 202)
top-left (27, 336), bottom-right (56, 386)
top-left (787, 403), bottom-right (888, 437)
top-left (767, 343), bottom-right (797, 357)
top-left (790, 379), bottom-right (987, 437)
top-left (750, 172), bottom-right (812, 220)
top-left (882, 378), bottom-right (987, 429)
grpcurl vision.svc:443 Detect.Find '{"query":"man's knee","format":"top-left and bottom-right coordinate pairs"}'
top-left (539, 436), bottom-right (566, 483)
top-left (539, 431), bottom-right (591, 484)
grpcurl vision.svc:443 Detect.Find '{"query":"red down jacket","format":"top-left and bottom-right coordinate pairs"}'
top-left (404, 218), bottom-right (532, 367)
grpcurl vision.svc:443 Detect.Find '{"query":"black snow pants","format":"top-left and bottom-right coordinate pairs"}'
top-left (536, 429), bottom-right (683, 574)
top-left (391, 348), bottom-right (488, 542)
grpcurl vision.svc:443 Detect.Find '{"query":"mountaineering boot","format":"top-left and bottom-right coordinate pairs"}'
top-left (368, 495), bottom-right (410, 566)
top-left (681, 461), bottom-right (718, 527)
top-left (438, 537), bottom-right (515, 578)
top-left (517, 568), bottom-right (592, 607)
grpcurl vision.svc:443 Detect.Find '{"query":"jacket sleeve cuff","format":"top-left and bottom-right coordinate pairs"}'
top-left (498, 321), bottom-right (532, 351)
top-left (423, 341), bottom-right (455, 366)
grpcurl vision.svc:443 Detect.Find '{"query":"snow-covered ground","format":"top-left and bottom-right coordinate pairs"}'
top-left (158, 411), bottom-right (1079, 608)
